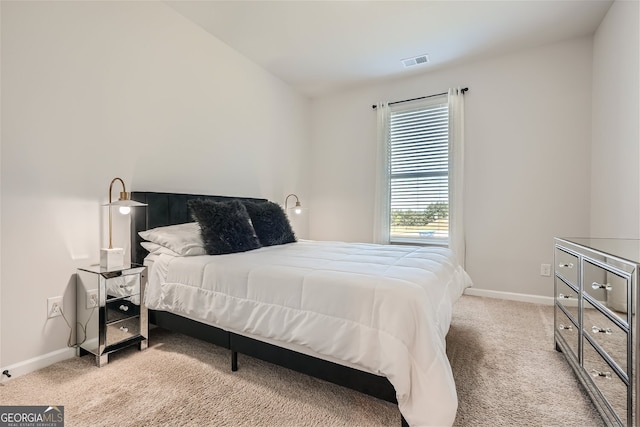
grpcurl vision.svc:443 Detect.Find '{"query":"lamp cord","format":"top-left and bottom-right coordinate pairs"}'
top-left (59, 306), bottom-right (96, 348)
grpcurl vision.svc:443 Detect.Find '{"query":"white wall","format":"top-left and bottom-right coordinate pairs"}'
top-left (309, 37), bottom-right (594, 299)
top-left (591, 0), bottom-right (640, 238)
top-left (1, 1), bottom-right (309, 370)
top-left (3, 0), bottom-right (633, 376)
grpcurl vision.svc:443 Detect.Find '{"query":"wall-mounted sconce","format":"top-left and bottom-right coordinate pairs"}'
top-left (100, 177), bottom-right (146, 269)
top-left (285, 194), bottom-right (304, 215)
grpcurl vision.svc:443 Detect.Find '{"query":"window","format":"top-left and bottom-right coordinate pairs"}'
top-left (388, 95), bottom-right (449, 244)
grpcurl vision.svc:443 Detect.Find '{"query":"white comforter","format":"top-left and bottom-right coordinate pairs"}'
top-left (145, 240), bottom-right (472, 426)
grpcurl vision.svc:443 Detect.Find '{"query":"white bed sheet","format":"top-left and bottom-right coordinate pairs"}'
top-left (145, 240), bottom-right (472, 426)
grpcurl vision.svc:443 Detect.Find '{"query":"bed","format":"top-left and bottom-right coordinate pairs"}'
top-left (130, 191), bottom-right (472, 426)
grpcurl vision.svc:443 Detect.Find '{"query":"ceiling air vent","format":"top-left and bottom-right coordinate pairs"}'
top-left (402, 54), bottom-right (430, 68)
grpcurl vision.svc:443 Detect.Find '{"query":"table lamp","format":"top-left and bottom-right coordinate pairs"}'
top-left (100, 177), bottom-right (146, 269)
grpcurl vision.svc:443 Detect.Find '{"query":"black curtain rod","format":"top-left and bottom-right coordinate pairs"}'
top-left (371, 87), bottom-right (468, 109)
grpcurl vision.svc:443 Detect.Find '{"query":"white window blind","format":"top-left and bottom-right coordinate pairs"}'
top-left (388, 96), bottom-right (449, 244)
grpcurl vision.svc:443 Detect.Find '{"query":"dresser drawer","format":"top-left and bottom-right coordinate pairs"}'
top-left (555, 305), bottom-right (579, 360)
top-left (583, 340), bottom-right (628, 425)
top-left (106, 316), bottom-right (140, 347)
top-left (583, 298), bottom-right (628, 376)
top-left (105, 274), bottom-right (140, 299)
top-left (583, 259), bottom-right (630, 325)
top-left (556, 279), bottom-right (579, 324)
top-left (556, 247), bottom-right (578, 286)
top-left (106, 296), bottom-right (141, 323)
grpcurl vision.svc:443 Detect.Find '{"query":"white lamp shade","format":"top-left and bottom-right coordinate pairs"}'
top-left (287, 206), bottom-right (307, 215)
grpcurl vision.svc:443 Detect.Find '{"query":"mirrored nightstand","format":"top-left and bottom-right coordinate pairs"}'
top-left (76, 263), bottom-right (148, 366)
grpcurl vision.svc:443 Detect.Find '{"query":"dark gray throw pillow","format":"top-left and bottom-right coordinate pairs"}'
top-left (243, 201), bottom-right (297, 246)
top-left (188, 199), bottom-right (261, 255)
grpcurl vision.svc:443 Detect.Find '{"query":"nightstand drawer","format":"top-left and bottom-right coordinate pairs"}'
top-left (106, 296), bottom-right (141, 323)
top-left (105, 274), bottom-right (140, 299)
top-left (556, 247), bottom-right (578, 286)
top-left (106, 317), bottom-right (140, 346)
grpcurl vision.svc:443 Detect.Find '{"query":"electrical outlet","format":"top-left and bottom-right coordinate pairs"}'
top-left (47, 296), bottom-right (63, 318)
top-left (540, 264), bottom-right (551, 277)
top-left (86, 290), bottom-right (98, 309)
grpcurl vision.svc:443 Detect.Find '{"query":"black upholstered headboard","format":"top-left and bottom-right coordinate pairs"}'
top-left (130, 191), bottom-right (268, 265)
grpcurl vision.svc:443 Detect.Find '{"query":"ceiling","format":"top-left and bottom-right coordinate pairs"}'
top-left (165, 0), bottom-right (613, 97)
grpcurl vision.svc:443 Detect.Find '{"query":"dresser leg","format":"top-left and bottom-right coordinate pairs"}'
top-left (139, 340), bottom-right (148, 351)
top-left (231, 351), bottom-right (238, 371)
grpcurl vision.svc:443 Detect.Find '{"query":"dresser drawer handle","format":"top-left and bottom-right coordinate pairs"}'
top-left (558, 293), bottom-right (574, 299)
top-left (558, 263), bottom-right (574, 268)
top-left (559, 323), bottom-right (573, 331)
top-left (592, 326), bottom-right (612, 335)
top-left (119, 305), bottom-right (129, 312)
top-left (591, 282), bottom-right (612, 291)
top-left (590, 369), bottom-right (612, 379)
top-left (119, 327), bottom-right (129, 333)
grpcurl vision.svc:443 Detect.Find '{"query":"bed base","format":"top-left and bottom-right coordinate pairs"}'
top-left (150, 310), bottom-right (408, 426)
top-left (151, 307), bottom-right (396, 401)
top-left (229, 333), bottom-right (397, 402)
top-left (135, 192), bottom-right (408, 426)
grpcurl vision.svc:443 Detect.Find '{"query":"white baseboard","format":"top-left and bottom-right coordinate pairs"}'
top-left (464, 287), bottom-right (554, 306)
top-left (0, 347), bottom-right (76, 383)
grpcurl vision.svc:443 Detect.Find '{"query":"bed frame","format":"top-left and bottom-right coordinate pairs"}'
top-left (130, 191), bottom-right (407, 426)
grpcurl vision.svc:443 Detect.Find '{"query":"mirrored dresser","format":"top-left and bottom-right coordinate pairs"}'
top-left (554, 238), bottom-right (640, 426)
top-left (76, 263), bottom-right (148, 366)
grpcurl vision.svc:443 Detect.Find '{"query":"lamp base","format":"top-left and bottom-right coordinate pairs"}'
top-left (100, 248), bottom-right (124, 269)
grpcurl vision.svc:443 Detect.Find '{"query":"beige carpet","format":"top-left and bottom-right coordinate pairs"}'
top-left (0, 295), bottom-right (605, 426)
top-left (449, 296), bottom-right (603, 426)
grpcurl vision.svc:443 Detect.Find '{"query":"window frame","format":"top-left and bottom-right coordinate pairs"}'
top-left (386, 95), bottom-right (450, 246)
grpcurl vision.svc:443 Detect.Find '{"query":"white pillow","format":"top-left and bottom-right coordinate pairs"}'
top-left (140, 241), bottom-right (181, 257)
top-left (138, 222), bottom-right (206, 256)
